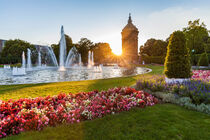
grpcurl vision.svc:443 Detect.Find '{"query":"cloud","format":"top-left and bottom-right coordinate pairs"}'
top-left (137, 6), bottom-right (210, 45)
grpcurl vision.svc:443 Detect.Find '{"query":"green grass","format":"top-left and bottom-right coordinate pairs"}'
top-left (5, 104), bottom-right (210, 140)
top-left (0, 65), bottom-right (163, 101)
top-left (2, 65), bottom-right (210, 139)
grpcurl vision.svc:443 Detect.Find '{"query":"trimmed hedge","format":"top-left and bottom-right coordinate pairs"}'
top-left (141, 55), bottom-right (165, 64)
top-left (164, 31), bottom-right (191, 78)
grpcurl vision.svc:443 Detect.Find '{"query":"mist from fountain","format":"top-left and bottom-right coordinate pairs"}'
top-left (27, 48), bottom-right (32, 71)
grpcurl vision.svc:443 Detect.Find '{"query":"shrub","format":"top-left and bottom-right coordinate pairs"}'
top-left (164, 31), bottom-right (191, 78)
top-left (198, 53), bottom-right (209, 66)
top-left (192, 53), bottom-right (210, 65)
top-left (141, 55), bottom-right (165, 64)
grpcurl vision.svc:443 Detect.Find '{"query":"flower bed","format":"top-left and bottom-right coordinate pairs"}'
top-left (192, 70), bottom-right (210, 82)
top-left (136, 75), bottom-right (210, 104)
top-left (0, 87), bottom-right (158, 138)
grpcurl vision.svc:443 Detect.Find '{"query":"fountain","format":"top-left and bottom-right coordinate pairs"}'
top-left (79, 54), bottom-right (82, 67)
top-left (22, 51), bottom-right (26, 68)
top-left (91, 51), bottom-right (94, 66)
top-left (27, 48), bottom-right (32, 71)
top-left (3, 65), bottom-right (10, 69)
top-left (38, 51), bottom-right (41, 67)
top-left (58, 26), bottom-right (82, 70)
top-left (88, 51), bottom-right (94, 68)
top-left (47, 47), bottom-right (58, 67)
top-left (12, 51), bottom-right (26, 76)
top-left (12, 67), bottom-right (26, 76)
top-left (59, 26), bottom-right (67, 71)
top-left (65, 47), bottom-right (80, 67)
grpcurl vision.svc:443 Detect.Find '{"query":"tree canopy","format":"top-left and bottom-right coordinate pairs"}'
top-left (93, 43), bottom-right (112, 64)
top-left (1, 39), bottom-right (37, 64)
top-left (76, 38), bottom-right (94, 64)
top-left (139, 38), bottom-right (167, 57)
top-left (183, 19), bottom-right (209, 54)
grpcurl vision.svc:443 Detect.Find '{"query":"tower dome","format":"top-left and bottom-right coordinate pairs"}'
top-left (122, 13), bottom-right (138, 32)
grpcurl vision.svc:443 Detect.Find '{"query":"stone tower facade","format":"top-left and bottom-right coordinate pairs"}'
top-left (121, 14), bottom-right (139, 63)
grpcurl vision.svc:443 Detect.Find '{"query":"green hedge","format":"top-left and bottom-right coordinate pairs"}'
top-left (164, 31), bottom-right (191, 78)
top-left (192, 53), bottom-right (210, 65)
top-left (141, 55), bottom-right (165, 64)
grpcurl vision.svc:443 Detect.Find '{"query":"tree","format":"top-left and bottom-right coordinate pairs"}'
top-left (206, 37), bottom-right (210, 53)
top-left (1, 39), bottom-right (37, 64)
top-left (139, 38), bottom-right (168, 64)
top-left (76, 38), bottom-right (94, 64)
top-left (93, 43), bottom-right (112, 64)
top-left (164, 31), bottom-right (191, 78)
top-left (183, 19), bottom-right (209, 55)
top-left (140, 38), bottom-right (167, 56)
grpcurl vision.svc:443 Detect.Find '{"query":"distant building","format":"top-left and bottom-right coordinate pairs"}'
top-left (0, 39), bottom-right (6, 52)
top-left (121, 14), bottom-right (139, 63)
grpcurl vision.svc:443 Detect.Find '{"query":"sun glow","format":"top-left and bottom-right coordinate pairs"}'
top-left (112, 49), bottom-right (122, 56)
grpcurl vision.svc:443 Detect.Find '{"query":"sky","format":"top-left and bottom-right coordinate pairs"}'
top-left (0, 0), bottom-right (210, 55)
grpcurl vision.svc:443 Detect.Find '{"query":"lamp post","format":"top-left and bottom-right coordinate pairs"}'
top-left (192, 49), bottom-right (195, 66)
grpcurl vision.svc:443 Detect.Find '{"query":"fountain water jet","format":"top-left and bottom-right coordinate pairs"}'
top-left (65, 46), bottom-right (80, 67)
top-left (59, 26), bottom-right (66, 71)
top-left (22, 51), bottom-right (26, 68)
top-left (47, 47), bottom-right (58, 67)
top-left (79, 54), bottom-right (82, 67)
top-left (27, 48), bottom-right (32, 71)
top-left (88, 51), bottom-right (94, 68)
top-left (38, 51), bottom-right (41, 67)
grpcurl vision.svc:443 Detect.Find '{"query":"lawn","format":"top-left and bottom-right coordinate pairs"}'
top-left (1, 65), bottom-right (210, 140)
top-left (4, 104), bottom-right (210, 140)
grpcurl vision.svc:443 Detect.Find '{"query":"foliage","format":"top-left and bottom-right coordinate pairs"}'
top-left (76, 38), bottom-right (94, 64)
top-left (164, 31), bottom-right (192, 78)
top-left (146, 91), bottom-right (176, 103)
top-left (136, 75), bottom-right (170, 92)
top-left (0, 87), bottom-right (158, 138)
top-left (141, 55), bottom-right (165, 64)
top-left (191, 53), bottom-right (210, 64)
top-left (172, 80), bottom-right (210, 104)
top-left (0, 39), bottom-right (37, 64)
top-left (140, 39), bottom-right (167, 57)
top-left (140, 39), bottom-right (167, 64)
top-left (183, 19), bottom-right (210, 65)
top-left (93, 43), bottom-right (112, 64)
top-left (198, 52), bottom-right (209, 66)
top-left (135, 74), bottom-right (210, 104)
top-left (183, 19), bottom-right (209, 54)
top-left (175, 97), bottom-right (210, 114)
